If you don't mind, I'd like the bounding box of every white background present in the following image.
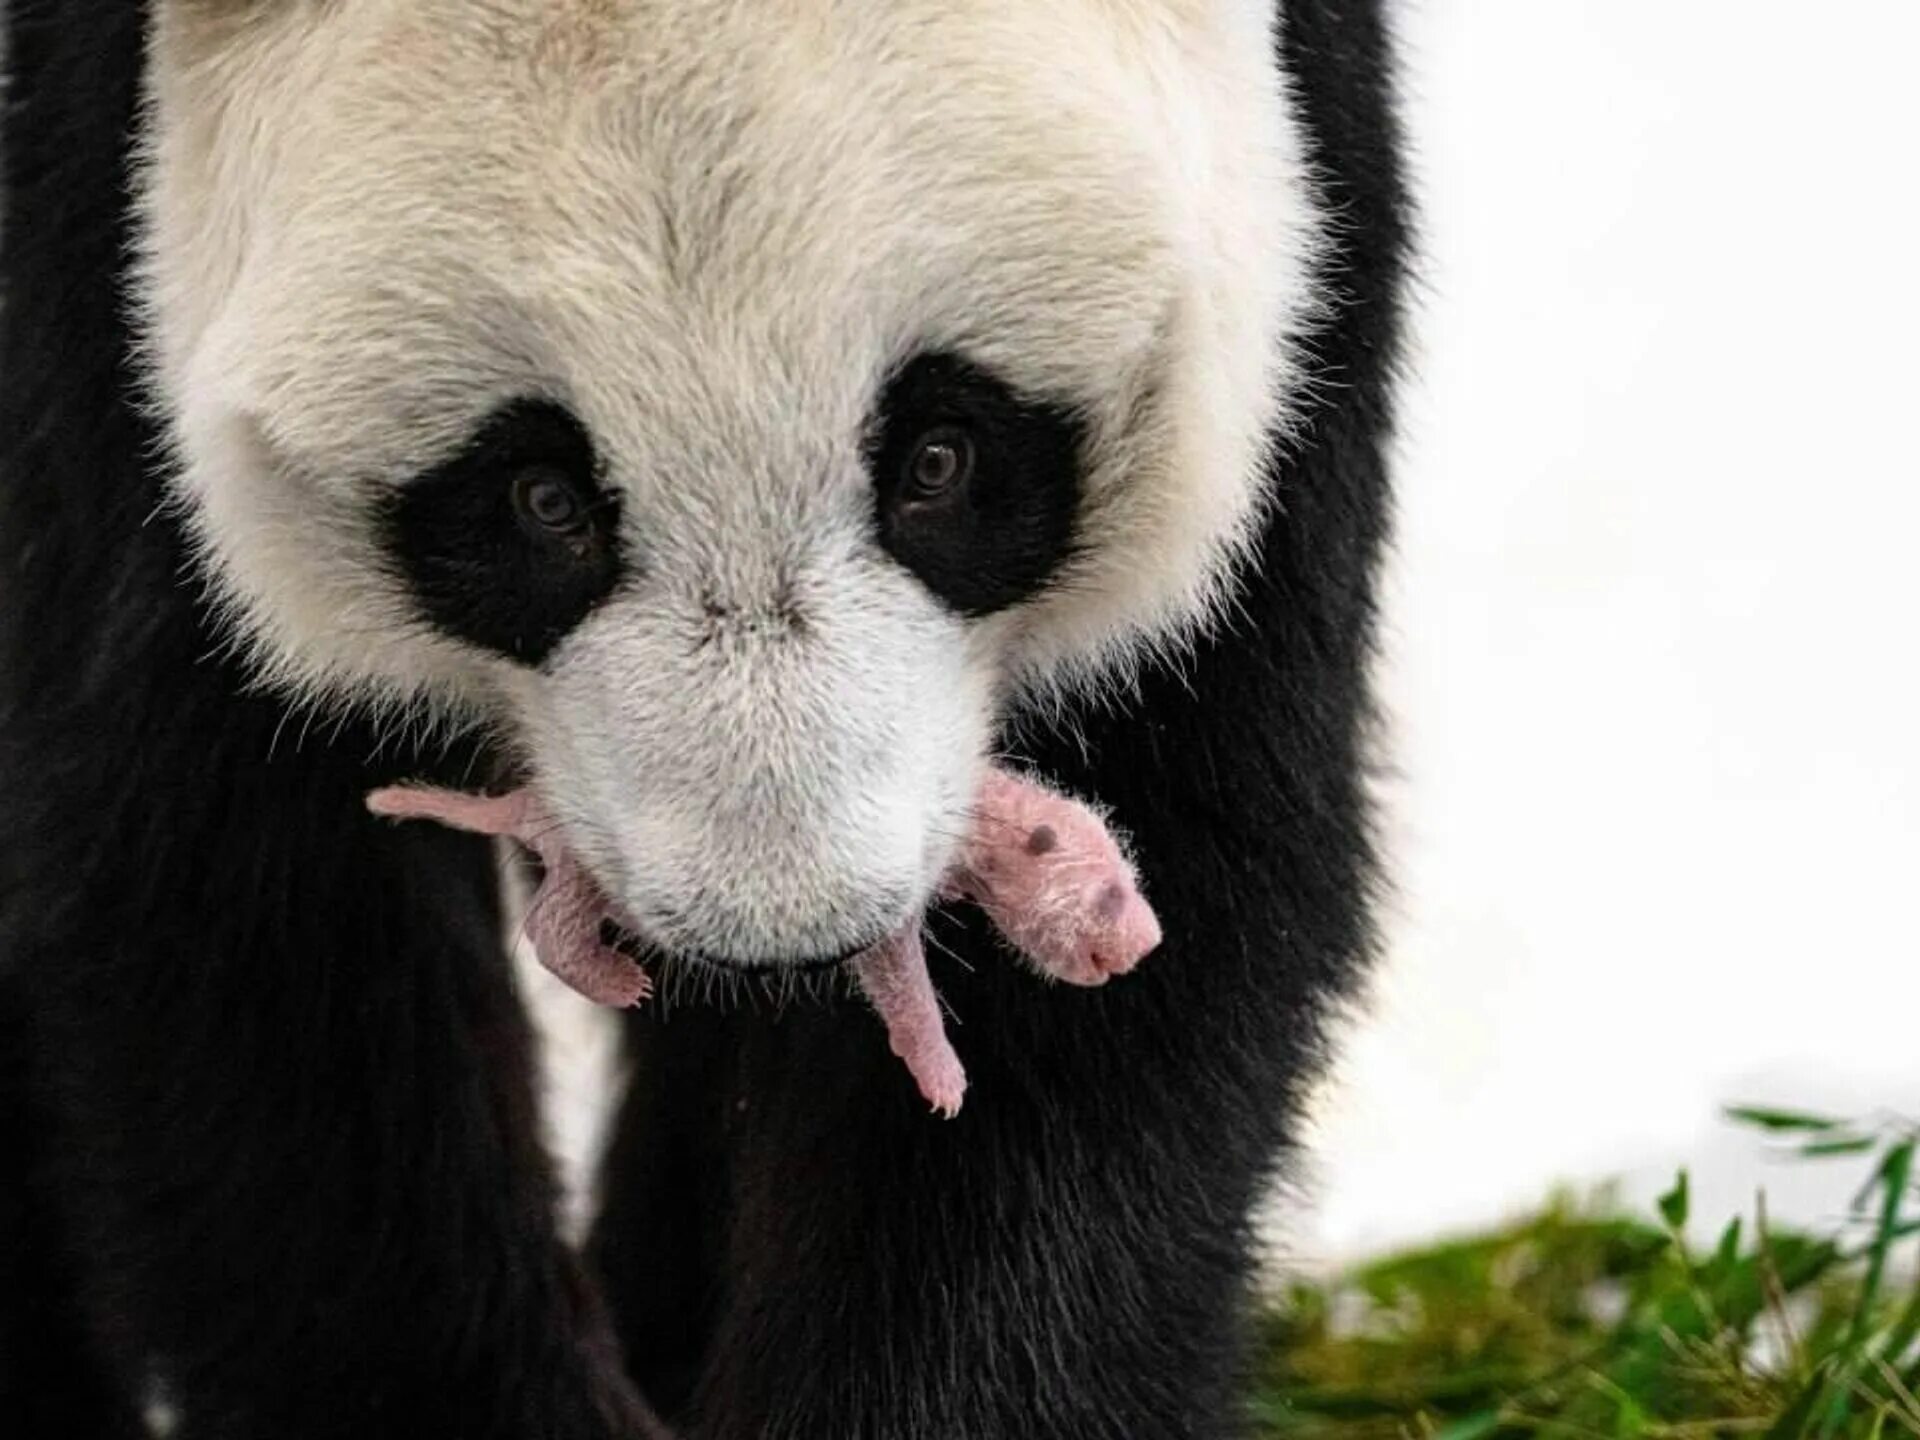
[1294,0,1920,1265]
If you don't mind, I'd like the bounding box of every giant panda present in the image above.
[0,1,1407,1436]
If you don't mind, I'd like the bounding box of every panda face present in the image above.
[134,0,1325,967]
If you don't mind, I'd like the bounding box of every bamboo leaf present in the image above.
[1432,1410,1504,1440]
[1660,1171,1692,1231]
[1803,1136,1881,1158]
[1729,1106,1847,1135]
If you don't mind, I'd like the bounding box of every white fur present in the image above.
[133,0,1326,962]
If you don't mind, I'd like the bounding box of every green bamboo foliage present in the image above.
[1252,1110,1920,1440]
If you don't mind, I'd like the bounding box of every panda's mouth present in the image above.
[595,918,869,976]
[368,776,887,985]
[367,769,1163,1118]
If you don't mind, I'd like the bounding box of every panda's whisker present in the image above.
[921,925,975,976]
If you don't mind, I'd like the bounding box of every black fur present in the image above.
[0,3,1407,1438]
[0,6,661,1435]
[382,398,624,666]
[867,351,1085,617]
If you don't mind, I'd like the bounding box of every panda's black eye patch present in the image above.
[380,399,622,665]
[866,353,1084,617]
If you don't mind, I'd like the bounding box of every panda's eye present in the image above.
[868,353,1083,618]
[512,465,589,536]
[382,399,624,666]
[903,427,975,501]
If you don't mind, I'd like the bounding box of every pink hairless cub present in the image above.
[365,787,652,1009]
[856,769,1164,1115]
[951,767,1163,988]
[366,766,1161,1117]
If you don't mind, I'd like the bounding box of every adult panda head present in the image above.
[132,0,1326,971]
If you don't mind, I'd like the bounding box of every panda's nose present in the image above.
[693,579,812,649]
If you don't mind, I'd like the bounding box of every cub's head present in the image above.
[134,0,1324,969]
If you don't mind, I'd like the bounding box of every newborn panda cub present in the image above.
[369,768,1162,1116]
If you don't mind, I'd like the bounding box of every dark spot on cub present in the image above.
[1025,825,1059,856]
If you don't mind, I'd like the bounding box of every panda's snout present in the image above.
[528,579,985,973]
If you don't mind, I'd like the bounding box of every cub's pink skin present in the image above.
[365,767,1161,1117]
[365,786,653,1009]
[949,767,1163,988]
[852,769,1162,1114]
[850,928,968,1119]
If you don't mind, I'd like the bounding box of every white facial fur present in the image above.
[134,0,1325,964]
